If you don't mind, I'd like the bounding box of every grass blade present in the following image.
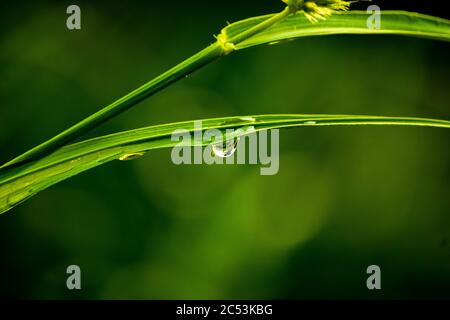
[223,11,450,49]
[1,114,449,214]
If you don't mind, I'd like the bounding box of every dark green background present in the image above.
[0,0,449,299]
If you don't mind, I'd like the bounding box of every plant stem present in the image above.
[0,43,222,170]
[1,6,293,170]
[227,7,291,45]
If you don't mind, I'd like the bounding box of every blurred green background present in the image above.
[0,0,449,299]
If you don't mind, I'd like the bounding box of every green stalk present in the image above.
[1,6,293,170]
[226,7,291,45]
[0,44,221,170]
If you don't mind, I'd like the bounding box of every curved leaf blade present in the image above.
[222,11,450,49]
[1,114,449,214]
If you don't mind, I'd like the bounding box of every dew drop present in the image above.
[239,117,256,122]
[119,152,145,161]
[304,121,317,125]
[6,190,32,208]
[212,137,240,158]
[268,38,295,46]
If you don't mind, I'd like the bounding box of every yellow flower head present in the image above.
[282,0,353,23]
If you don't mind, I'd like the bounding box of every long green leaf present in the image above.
[1,114,449,214]
[223,11,450,49]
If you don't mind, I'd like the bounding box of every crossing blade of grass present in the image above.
[3,10,449,170]
[223,10,450,49]
[1,114,449,214]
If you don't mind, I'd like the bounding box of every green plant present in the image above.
[1,0,449,214]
